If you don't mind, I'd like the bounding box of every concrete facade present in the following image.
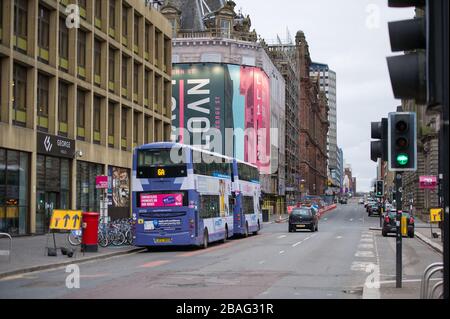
[0,0,172,235]
[310,62,338,188]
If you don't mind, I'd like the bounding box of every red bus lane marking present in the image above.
[138,260,171,268]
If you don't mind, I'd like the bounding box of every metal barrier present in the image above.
[0,232,12,263]
[420,262,444,299]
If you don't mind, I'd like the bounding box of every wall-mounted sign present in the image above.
[419,176,438,189]
[37,132,75,158]
[95,175,108,189]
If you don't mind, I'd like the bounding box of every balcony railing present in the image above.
[175,28,258,43]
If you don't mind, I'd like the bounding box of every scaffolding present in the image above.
[265,36,301,203]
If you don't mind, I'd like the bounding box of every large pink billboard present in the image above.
[140,193,184,208]
[172,63,271,174]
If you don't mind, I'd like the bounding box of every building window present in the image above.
[133,63,139,98]
[77,90,85,140]
[133,112,139,146]
[0,148,30,235]
[145,23,150,59]
[134,14,139,51]
[109,48,115,91]
[59,18,69,70]
[108,103,115,147]
[76,161,103,213]
[94,39,101,85]
[58,82,69,136]
[14,0,27,52]
[78,30,86,78]
[13,64,27,126]
[122,6,128,43]
[219,19,231,38]
[38,6,50,62]
[144,70,149,106]
[144,116,149,144]
[109,0,115,33]
[121,108,127,150]
[36,155,70,234]
[122,55,128,92]
[93,96,101,144]
[37,73,49,130]
[78,0,87,19]
[95,0,102,22]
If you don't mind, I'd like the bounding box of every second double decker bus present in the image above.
[132,142,261,249]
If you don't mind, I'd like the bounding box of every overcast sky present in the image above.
[236,0,415,192]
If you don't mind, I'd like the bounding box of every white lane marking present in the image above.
[349,218,354,222]
[292,241,303,247]
[363,264,381,299]
[277,235,287,239]
[351,261,376,271]
[323,218,328,221]
[355,251,375,258]
[336,236,343,239]
[358,243,374,249]
[279,250,285,254]
[360,238,374,243]
[259,260,266,265]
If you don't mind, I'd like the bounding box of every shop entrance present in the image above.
[36,192,59,234]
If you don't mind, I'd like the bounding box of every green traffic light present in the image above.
[396,153,409,166]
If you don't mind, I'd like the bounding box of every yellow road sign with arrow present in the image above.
[50,210,82,230]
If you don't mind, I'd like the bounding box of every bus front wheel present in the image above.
[202,229,209,249]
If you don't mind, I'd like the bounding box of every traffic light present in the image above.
[376,180,384,197]
[387,0,426,103]
[370,118,388,162]
[388,112,417,171]
[387,0,446,108]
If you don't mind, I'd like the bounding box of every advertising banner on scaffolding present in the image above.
[171,63,272,174]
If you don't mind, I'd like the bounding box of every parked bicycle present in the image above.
[68,218,134,247]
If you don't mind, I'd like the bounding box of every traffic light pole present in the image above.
[442,0,449,299]
[395,172,403,288]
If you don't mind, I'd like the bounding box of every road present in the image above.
[0,201,442,299]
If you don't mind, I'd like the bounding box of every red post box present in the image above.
[81,212,99,252]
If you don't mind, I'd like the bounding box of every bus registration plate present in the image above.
[154,238,172,244]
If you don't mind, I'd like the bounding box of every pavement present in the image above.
[414,222,443,254]
[0,202,442,299]
[0,233,142,279]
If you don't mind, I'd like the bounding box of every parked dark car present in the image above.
[289,207,319,232]
[382,210,415,238]
[340,197,348,204]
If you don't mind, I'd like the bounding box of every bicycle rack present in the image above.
[420,262,444,299]
[0,232,12,263]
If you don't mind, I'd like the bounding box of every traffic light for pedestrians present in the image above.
[376,180,384,197]
[387,0,426,103]
[370,118,388,162]
[388,112,417,171]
